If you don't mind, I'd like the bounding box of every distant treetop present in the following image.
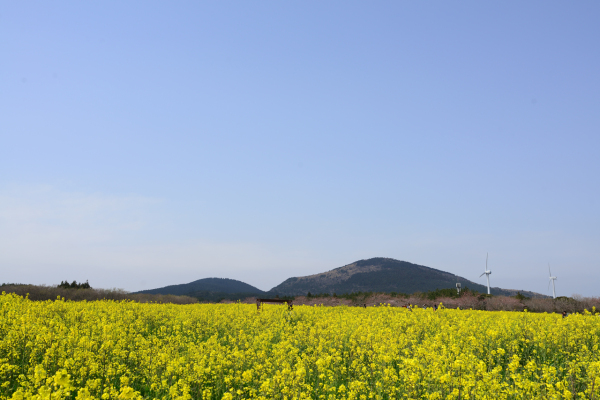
[58,280,91,290]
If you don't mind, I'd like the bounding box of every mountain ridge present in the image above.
[136,277,265,301]
[136,258,545,299]
[268,257,540,297]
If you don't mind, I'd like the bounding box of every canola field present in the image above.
[1,293,600,400]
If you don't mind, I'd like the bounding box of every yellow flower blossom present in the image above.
[0,293,599,399]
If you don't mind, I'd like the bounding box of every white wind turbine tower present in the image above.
[479,253,492,295]
[548,264,557,299]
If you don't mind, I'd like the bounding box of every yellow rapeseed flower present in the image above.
[0,293,599,399]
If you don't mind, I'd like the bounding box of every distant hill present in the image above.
[136,277,265,302]
[268,257,543,298]
[137,258,545,301]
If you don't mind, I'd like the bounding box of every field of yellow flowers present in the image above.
[1,293,600,400]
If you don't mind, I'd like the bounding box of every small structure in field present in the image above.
[256,298,293,310]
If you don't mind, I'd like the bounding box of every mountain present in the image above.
[136,277,265,301]
[268,257,542,297]
[137,258,544,301]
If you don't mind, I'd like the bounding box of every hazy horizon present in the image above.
[2,2,599,297]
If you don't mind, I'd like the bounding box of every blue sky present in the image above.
[1,1,599,296]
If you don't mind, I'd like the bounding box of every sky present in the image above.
[1,1,599,297]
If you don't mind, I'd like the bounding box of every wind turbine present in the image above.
[479,253,492,295]
[548,264,557,299]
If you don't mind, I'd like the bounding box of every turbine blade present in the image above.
[548,280,551,291]
[549,263,551,277]
[479,272,485,278]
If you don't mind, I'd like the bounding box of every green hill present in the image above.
[137,258,544,301]
[268,257,542,297]
[136,277,265,302]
